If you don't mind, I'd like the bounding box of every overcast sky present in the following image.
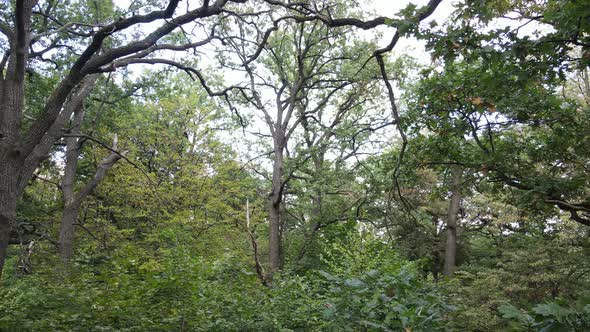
[365,0,458,63]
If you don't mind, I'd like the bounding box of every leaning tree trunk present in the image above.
[0,0,89,276]
[443,166,463,277]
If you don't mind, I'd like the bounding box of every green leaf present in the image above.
[344,278,364,288]
[318,270,338,281]
[498,304,533,324]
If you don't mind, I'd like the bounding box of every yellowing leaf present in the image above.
[470,97,483,105]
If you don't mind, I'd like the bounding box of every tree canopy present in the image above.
[0,0,589,331]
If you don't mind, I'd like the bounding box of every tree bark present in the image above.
[0,0,34,280]
[268,136,284,273]
[0,83,25,278]
[59,205,79,262]
[443,166,462,277]
[58,107,84,262]
[0,176,18,280]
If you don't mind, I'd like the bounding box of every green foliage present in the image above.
[313,237,448,331]
[4,1,590,330]
[442,217,590,331]
[0,227,447,331]
[499,299,590,332]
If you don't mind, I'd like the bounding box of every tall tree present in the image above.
[215,9,384,272]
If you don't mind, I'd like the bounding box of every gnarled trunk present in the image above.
[0,1,30,277]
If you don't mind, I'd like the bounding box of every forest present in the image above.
[0,0,589,331]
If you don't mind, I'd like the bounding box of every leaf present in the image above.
[539,322,570,332]
[344,278,364,288]
[498,304,533,324]
[358,320,394,332]
[532,303,572,320]
[318,270,338,281]
[468,96,483,105]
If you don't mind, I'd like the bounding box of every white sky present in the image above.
[365,0,457,62]
[114,0,459,64]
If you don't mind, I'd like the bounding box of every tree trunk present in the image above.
[443,166,462,277]
[59,205,79,262]
[0,149,22,280]
[268,139,284,273]
[0,74,94,276]
[0,0,31,276]
[58,107,84,262]
[58,139,123,263]
[0,94,23,280]
[0,173,18,280]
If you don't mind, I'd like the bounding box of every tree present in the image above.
[2,1,590,330]
[0,0,278,278]
[410,0,590,227]
[216,15,388,273]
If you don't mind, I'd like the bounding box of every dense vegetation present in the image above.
[0,0,589,331]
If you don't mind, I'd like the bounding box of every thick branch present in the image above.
[74,136,123,204]
[17,75,98,197]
